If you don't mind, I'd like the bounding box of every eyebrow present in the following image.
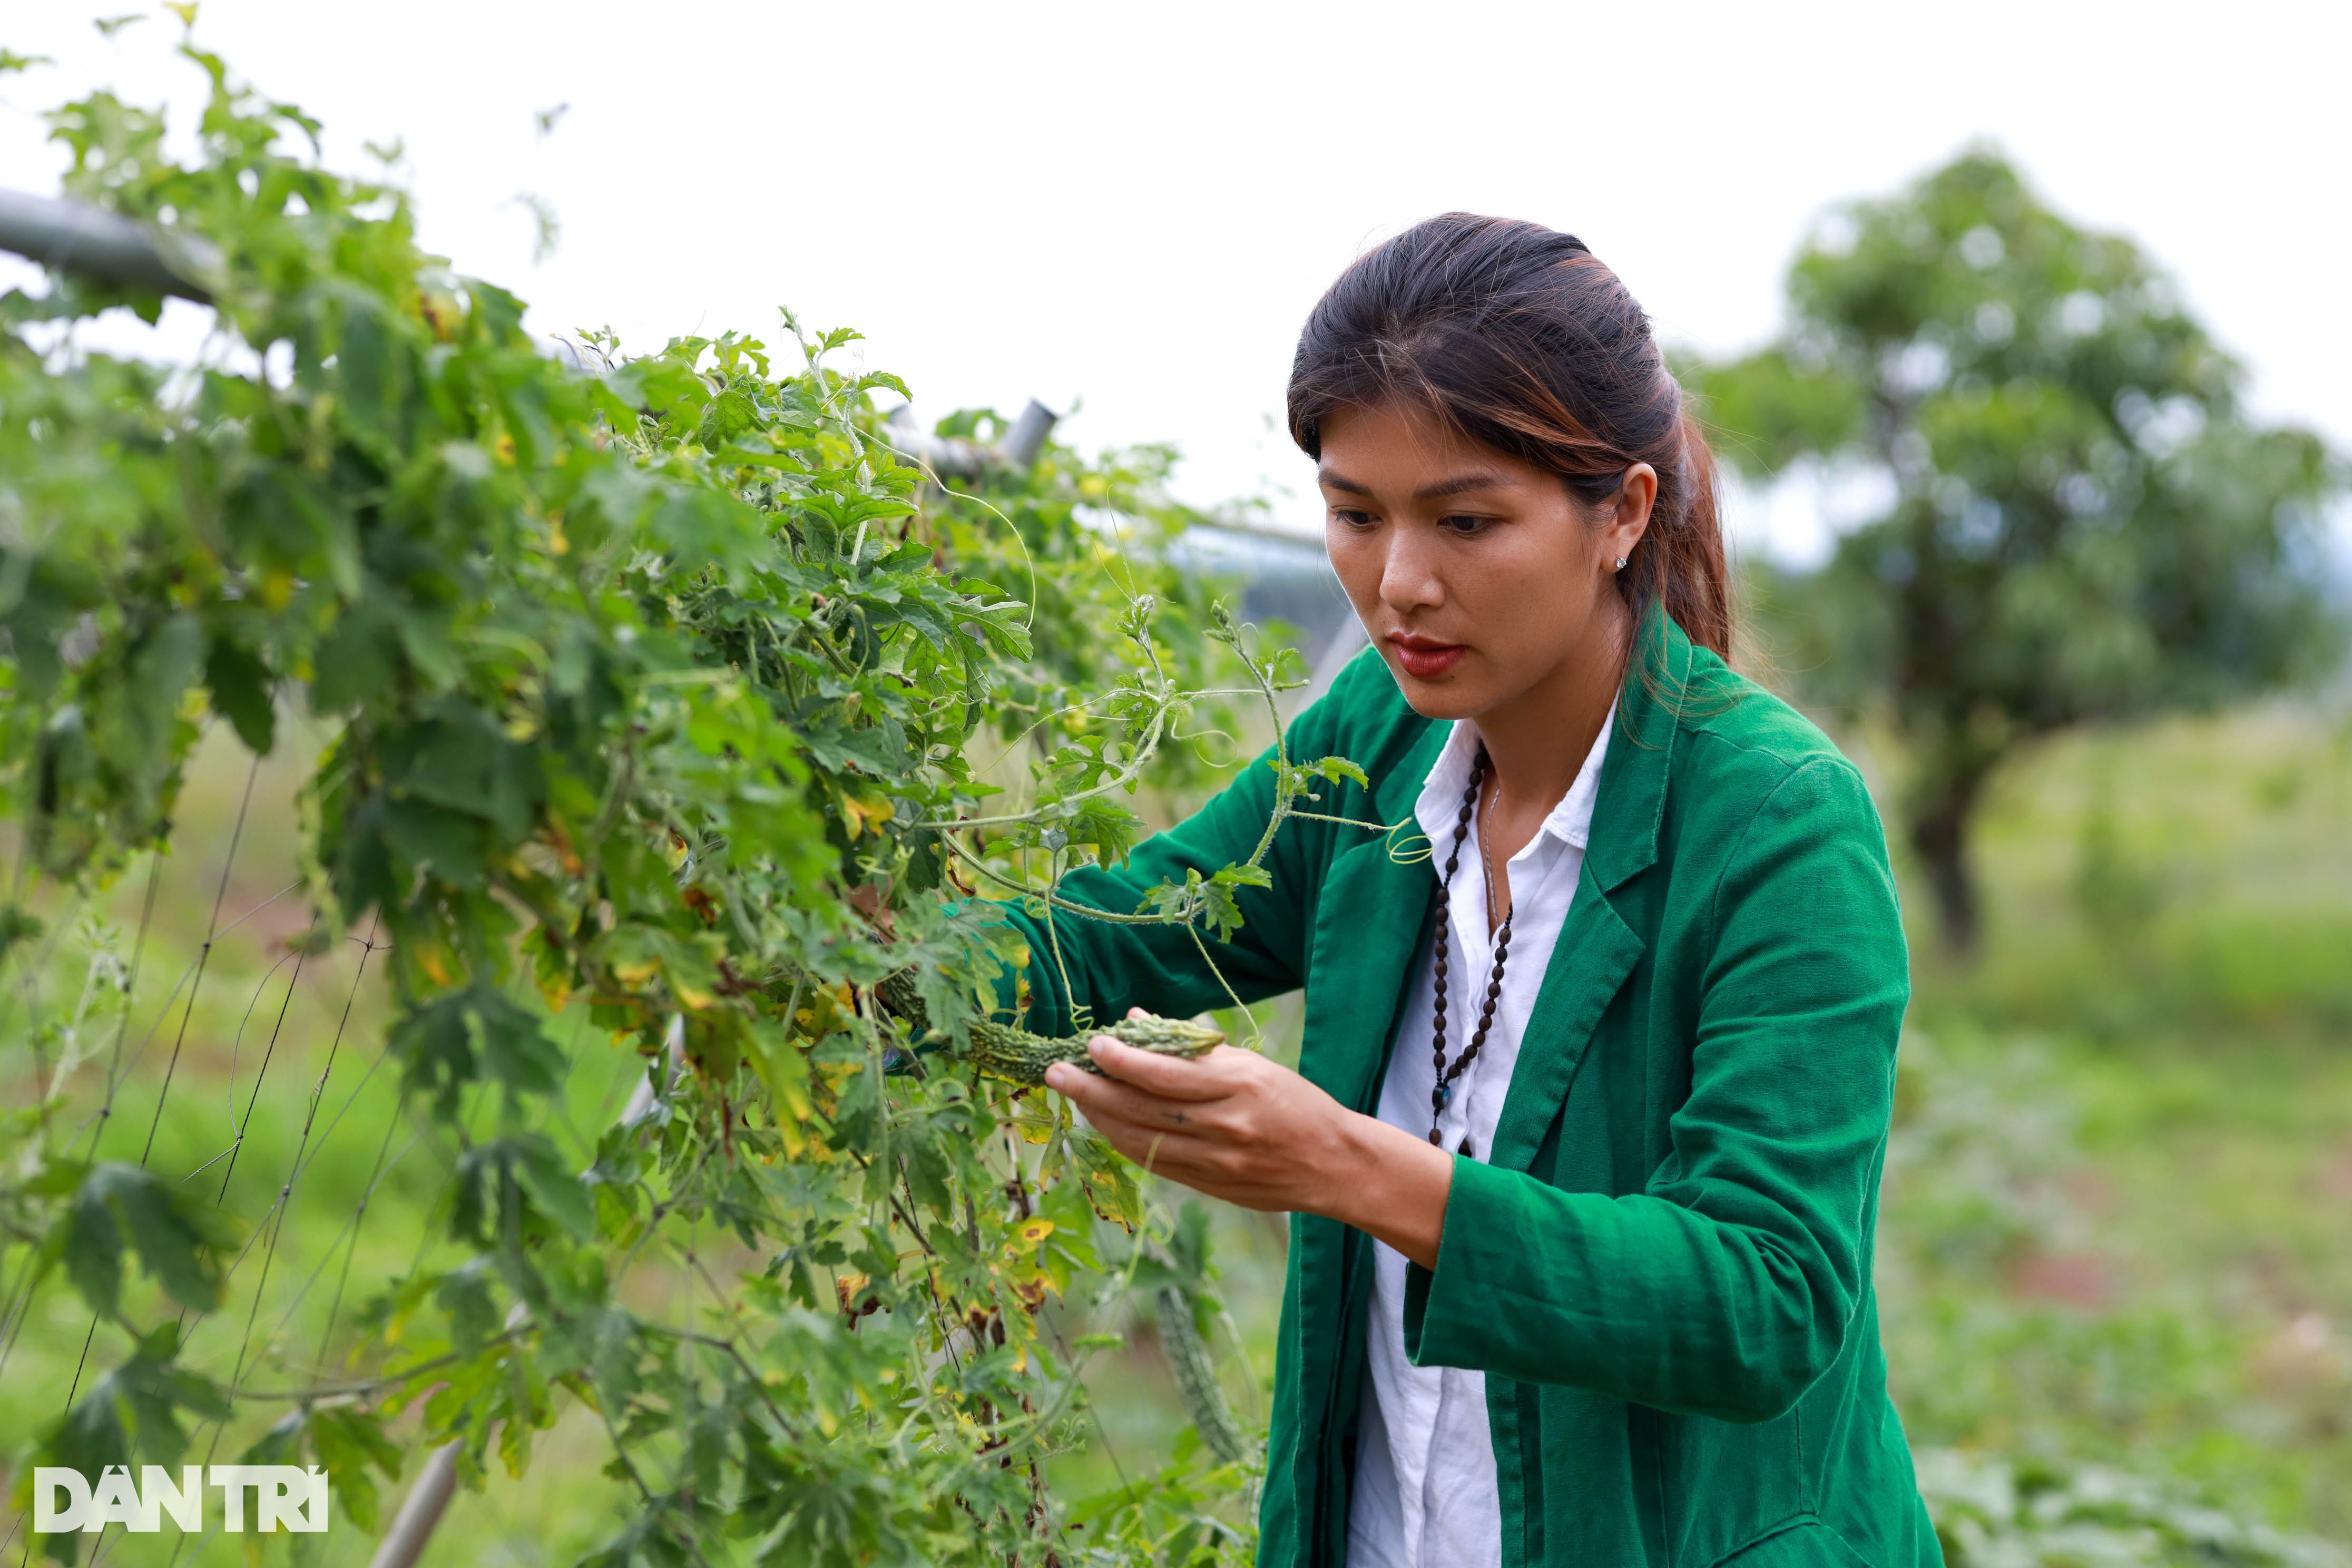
[1318,469,1521,501]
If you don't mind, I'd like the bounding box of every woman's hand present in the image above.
[1041,1010,1457,1269]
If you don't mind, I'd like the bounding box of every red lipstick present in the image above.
[1387,631,1466,680]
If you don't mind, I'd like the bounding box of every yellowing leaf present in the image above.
[840,794,896,839]
[793,983,857,1042]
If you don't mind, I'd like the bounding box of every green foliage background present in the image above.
[1689,149,2346,953]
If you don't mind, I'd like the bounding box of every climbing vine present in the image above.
[0,30,1351,1567]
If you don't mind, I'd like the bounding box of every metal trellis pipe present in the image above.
[0,187,218,302]
[2,185,1063,475]
[882,396,1061,478]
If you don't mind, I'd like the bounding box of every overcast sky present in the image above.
[5,1,2347,564]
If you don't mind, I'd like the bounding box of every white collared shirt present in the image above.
[1345,702,1615,1568]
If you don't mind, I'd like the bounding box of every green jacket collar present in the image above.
[1583,598,1691,894]
[1363,597,1692,890]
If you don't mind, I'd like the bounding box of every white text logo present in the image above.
[32,1466,330,1533]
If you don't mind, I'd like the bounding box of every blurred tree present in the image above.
[1696,149,2345,952]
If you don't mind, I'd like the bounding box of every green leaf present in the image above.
[1199,880,1247,942]
[1065,1125,1145,1231]
[435,1258,502,1347]
[204,633,277,754]
[392,700,545,841]
[509,1132,596,1242]
[1304,754,1369,790]
[331,291,411,458]
[382,797,488,887]
[55,1162,236,1316]
[0,904,45,961]
[389,981,565,1114]
[310,1405,407,1531]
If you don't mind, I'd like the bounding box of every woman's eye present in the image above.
[1439,513,1495,536]
[1330,508,1378,530]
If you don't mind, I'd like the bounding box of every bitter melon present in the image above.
[875,967,1224,1086]
[1156,1285,1252,1465]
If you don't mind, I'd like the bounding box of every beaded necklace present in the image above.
[1428,743,1512,1155]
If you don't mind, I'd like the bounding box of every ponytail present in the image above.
[1627,399,1730,660]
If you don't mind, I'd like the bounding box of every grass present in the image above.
[1915,704,2352,1040]
[1884,704,2352,1535]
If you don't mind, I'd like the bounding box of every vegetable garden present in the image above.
[0,33,1342,1566]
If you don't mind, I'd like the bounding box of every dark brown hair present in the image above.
[1287,212,1731,661]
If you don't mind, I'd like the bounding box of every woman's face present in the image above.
[1317,398,1654,721]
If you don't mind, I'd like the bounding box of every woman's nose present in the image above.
[1378,531,1445,612]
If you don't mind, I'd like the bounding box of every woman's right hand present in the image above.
[1043,1014,1456,1269]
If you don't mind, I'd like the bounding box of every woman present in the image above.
[1002,214,1939,1567]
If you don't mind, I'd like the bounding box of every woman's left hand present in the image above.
[1041,1010,1455,1266]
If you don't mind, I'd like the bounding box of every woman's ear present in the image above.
[1606,463,1658,570]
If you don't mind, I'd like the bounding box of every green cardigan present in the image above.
[997,604,1943,1567]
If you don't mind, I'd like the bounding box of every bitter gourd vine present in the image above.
[0,25,1363,1568]
[1155,1286,1251,1468]
[877,966,1225,1085]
